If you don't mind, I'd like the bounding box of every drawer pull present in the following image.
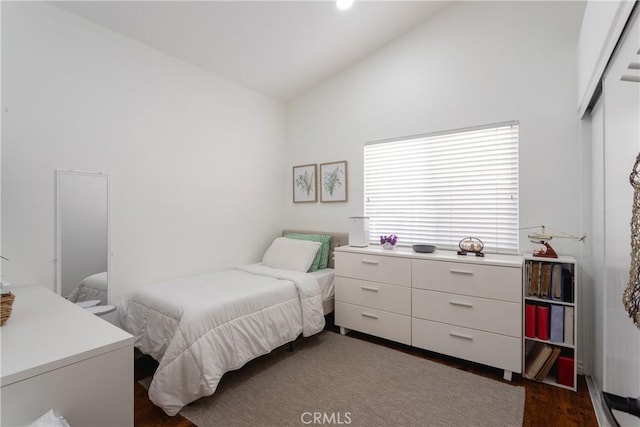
[361,286,379,292]
[449,300,473,308]
[361,259,380,265]
[449,332,473,341]
[361,312,379,319]
[450,269,474,275]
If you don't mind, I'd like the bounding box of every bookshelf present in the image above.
[523,254,577,391]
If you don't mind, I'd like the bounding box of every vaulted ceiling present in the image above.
[53,1,449,101]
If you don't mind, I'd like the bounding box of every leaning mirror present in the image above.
[56,170,110,305]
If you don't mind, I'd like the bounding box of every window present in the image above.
[364,122,519,254]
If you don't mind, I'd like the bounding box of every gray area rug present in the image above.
[143,331,525,426]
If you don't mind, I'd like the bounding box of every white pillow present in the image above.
[262,237,322,272]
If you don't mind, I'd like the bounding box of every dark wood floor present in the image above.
[134,317,598,427]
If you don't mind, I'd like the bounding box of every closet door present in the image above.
[602,6,640,400]
[590,95,605,393]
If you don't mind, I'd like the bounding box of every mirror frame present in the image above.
[55,170,111,304]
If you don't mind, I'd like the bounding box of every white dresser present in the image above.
[334,246,523,380]
[0,286,134,427]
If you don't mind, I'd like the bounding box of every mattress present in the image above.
[309,268,335,315]
[309,268,335,302]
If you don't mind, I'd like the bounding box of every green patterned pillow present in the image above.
[285,233,333,271]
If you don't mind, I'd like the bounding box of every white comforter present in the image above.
[118,264,325,416]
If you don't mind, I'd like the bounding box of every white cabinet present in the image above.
[0,286,135,426]
[335,246,523,380]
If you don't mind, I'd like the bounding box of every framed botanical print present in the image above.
[320,161,348,202]
[293,164,317,203]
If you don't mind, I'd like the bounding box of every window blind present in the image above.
[364,122,519,254]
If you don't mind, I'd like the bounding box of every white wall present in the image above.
[286,0,587,368]
[286,1,585,255]
[0,1,3,282]
[1,2,287,305]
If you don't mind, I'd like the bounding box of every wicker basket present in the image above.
[1,292,15,326]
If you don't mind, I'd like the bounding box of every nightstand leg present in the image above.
[503,370,513,381]
[339,326,348,335]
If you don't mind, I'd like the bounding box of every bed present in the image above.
[66,271,108,305]
[118,230,346,416]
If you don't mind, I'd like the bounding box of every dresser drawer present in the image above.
[335,301,411,345]
[412,318,522,373]
[335,251,411,287]
[412,289,521,337]
[336,277,411,315]
[412,259,521,302]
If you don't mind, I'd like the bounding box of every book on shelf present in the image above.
[525,303,536,338]
[525,339,537,356]
[524,342,553,379]
[526,260,574,303]
[540,263,552,298]
[562,268,574,303]
[557,356,575,388]
[535,346,562,381]
[529,261,541,297]
[551,264,563,300]
[564,306,574,345]
[550,305,564,343]
[536,305,550,340]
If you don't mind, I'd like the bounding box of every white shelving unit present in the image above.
[523,254,577,391]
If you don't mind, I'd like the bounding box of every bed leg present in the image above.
[288,342,294,352]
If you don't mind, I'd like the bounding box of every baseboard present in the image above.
[586,376,612,427]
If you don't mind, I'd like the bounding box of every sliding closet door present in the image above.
[590,96,605,392]
[602,7,640,398]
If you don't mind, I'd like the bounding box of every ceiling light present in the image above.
[336,0,354,11]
